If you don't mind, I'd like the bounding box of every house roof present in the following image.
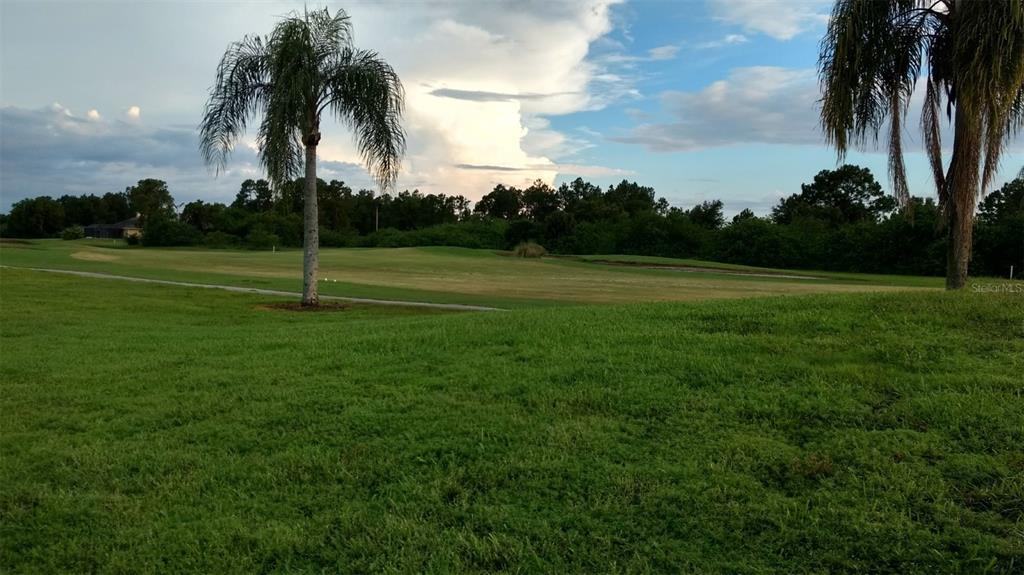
[113,217,140,228]
[85,217,140,229]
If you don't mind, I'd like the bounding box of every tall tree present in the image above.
[521,180,561,221]
[200,7,405,305]
[5,197,65,238]
[819,0,1024,289]
[474,184,523,220]
[126,179,175,225]
[232,179,274,212]
[687,200,726,230]
[772,165,893,226]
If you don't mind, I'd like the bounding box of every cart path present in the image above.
[1,266,504,312]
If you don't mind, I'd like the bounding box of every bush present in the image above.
[141,216,202,247]
[512,241,547,258]
[203,231,241,248]
[125,234,140,246]
[360,219,508,250]
[61,226,85,240]
[320,229,359,248]
[505,219,542,248]
[563,221,619,255]
[245,227,280,250]
[364,227,407,248]
[409,221,506,249]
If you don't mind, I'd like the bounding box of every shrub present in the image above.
[141,216,202,247]
[204,231,241,248]
[244,228,280,250]
[125,234,140,246]
[409,221,506,249]
[61,226,85,240]
[512,241,547,258]
[364,227,407,248]
[320,229,359,248]
[505,219,542,248]
[563,221,619,255]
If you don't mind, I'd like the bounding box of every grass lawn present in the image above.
[569,253,944,287]
[0,239,940,308]
[1,266,1022,573]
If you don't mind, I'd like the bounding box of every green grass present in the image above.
[570,253,943,287]
[0,239,941,308]
[2,267,1022,573]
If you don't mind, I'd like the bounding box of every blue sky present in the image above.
[1,0,1020,215]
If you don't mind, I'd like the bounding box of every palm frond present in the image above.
[257,15,319,185]
[921,77,946,197]
[199,35,270,173]
[201,6,404,190]
[819,0,922,207]
[321,48,406,191]
[305,7,352,67]
[956,0,1024,193]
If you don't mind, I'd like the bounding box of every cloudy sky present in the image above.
[1,0,1020,214]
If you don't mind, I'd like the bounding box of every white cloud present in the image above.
[1,1,632,204]
[613,67,822,151]
[601,43,679,64]
[87,109,101,120]
[553,163,634,177]
[51,102,72,116]
[647,44,679,60]
[321,0,629,197]
[709,0,830,41]
[696,34,749,49]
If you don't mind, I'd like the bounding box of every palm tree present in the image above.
[200,7,405,305]
[819,0,1024,289]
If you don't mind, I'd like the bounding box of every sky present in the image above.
[1,0,1021,215]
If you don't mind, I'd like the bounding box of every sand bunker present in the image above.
[71,251,120,262]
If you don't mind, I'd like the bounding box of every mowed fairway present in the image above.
[2,263,1022,573]
[1,239,939,308]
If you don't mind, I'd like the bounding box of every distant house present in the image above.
[84,217,142,239]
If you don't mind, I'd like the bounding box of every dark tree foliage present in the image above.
[126,179,176,225]
[520,180,560,221]
[474,184,523,220]
[140,214,202,247]
[732,209,757,224]
[2,166,1016,278]
[687,200,726,230]
[773,165,894,226]
[973,179,1024,277]
[181,200,228,233]
[232,179,274,212]
[605,180,661,216]
[95,192,132,224]
[5,197,65,238]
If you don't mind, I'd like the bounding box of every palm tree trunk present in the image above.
[944,105,981,290]
[302,141,319,306]
[945,204,972,290]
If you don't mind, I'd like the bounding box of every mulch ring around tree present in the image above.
[258,302,352,312]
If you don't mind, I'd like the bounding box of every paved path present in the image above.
[1,266,504,312]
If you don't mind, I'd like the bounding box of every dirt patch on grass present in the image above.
[258,302,352,312]
[71,251,120,262]
[580,258,823,280]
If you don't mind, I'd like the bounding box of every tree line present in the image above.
[2,165,1021,278]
